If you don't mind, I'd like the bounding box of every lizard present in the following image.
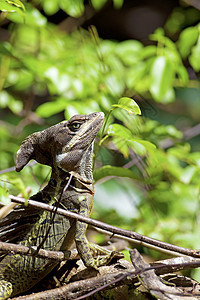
[0,112,115,299]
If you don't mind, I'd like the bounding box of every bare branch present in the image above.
[182,0,200,10]
[130,249,200,300]
[0,238,126,262]
[0,240,70,261]
[0,161,36,175]
[12,269,133,300]
[0,166,16,174]
[8,195,200,258]
[11,253,200,300]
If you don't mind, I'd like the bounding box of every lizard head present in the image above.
[16,112,104,173]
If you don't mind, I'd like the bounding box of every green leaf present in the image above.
[91,0,107,10]
[155,124,183,139]
[44,67,71,93]
[112,136,130,158]
[0,0,24,16]
[150,56,175,103]
[26,6,46,26]
[189,39,200,72]
[0,55,10,91]
[9,177,27,198]
[42,0,59,15]
[107,124,156,157]
[150,27,164,39]
[22,56,49,76]
[0,42,13,56]
[60,0,84,17]
[93,165,140,182]
[129,140,146,156]
[178,26,199,59]
[36,100,67,118]
[115,40,143,65]
[116,40,143,54]
[180,166,196,184]
[189,152,200,168]
[8,98,23,114]
[165,125,183,138]
[0,185,10,205]
[139,45,157,59]
[150,28,177,51]
[0,177,11,205]
[107,124,134,158]
[113,0,123,9]
[112,97,141,115]
[128,139,156,156]
[126,63,146,90]
[176,65,189,84]
[105,73,125,96]
[107,124,132,139]
[0,91,22,114]
[8,4,46,25]
[7,0,24,10]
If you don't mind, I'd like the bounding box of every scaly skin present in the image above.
[0,112,113,298]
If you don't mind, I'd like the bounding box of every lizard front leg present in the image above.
[75,197,115,270]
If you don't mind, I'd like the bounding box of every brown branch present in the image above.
[8,195,200,258]
[0,238,126,262]
[78,254,200,300]
[0,240,70,261]
[11,252,200,300]
[12,270,134,300]
[152,255,200,275]
[1,232,200,275]
[182,0,200,10]
[94,227,182,256]
[130,249,200,299]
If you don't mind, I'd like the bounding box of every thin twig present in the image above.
[94,227,185,256]
[0,166,16,174]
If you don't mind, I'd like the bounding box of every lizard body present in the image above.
[0,112,112,298]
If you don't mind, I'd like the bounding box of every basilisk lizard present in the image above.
[0,112,114,299]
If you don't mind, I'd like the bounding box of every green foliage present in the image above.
[0,183,10,205]
[106,123,156,157]
[178,26,199,59]
[0,173,28,204]
[178,23,200,72]
[0,0,25,15]
[94,165,140,182]
[0,1,200,271]
[112,97,141,115]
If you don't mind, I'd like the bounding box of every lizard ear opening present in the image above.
[15,139,35,172]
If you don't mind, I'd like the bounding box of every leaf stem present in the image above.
[93,108,114,163]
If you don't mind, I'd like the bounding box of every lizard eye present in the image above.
[69,122,81,131]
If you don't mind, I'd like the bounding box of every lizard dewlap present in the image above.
[0,112,114,298]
